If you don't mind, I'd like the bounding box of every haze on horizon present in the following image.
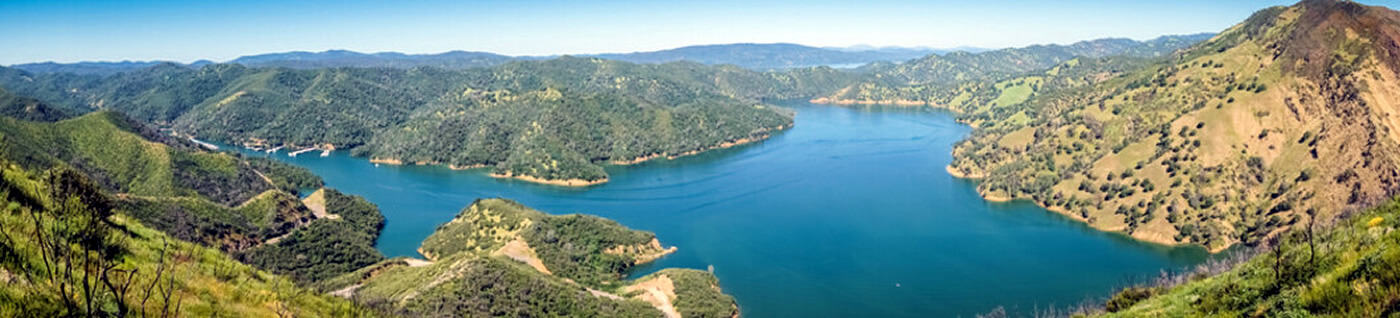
[0,0,1346,65]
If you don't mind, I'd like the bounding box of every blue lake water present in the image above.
[234,102,1210,317]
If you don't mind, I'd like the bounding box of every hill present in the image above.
[0,57,804,185]
[815,34,1213,105]
[9,60,179,76]
[229,50,518,69]
[1101,197,1400,316]
[0,154,371,317]
[318,198,737,317]
[939,0,1400,253]
[591,43,930,69]
[0,87,70,122]
[0,111,385,282]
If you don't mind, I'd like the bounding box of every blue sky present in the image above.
[0,0,1386,65]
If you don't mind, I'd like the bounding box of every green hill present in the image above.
[0,111,384,282]
[0,87,70,122]
[0,161,371,317]
[0,58,802,185]
[323,198,737,317]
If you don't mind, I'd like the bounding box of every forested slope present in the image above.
[0,58,804,185]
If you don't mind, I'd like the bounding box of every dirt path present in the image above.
[403,258,433,267]
[493,239,552,274]
[623,275,681,318]
[300,189,340,219]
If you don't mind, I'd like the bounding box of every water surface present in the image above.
[236,102,1208,317]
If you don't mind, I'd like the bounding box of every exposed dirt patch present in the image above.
[492,238,552,275]
[624,274,680,318]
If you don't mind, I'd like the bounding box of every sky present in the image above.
[0,0,1390,65]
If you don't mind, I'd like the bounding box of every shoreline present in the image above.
[365,126,787,187]
[945,165,1226,253]
[612,124,791,166]
[488,171,608,187]
[809,97,931,107]
[369,157,404,165]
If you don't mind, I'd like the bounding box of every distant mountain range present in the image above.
[226,50,519,70]
[585,43,942,69]
[7,38,1209,75]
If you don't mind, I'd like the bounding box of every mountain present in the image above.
[936,0,1400,253]
[228,49,517,69]
[318,198,736,317]
[0,87,70,122]
[590,43,929,69]
[10,60,181,76]
[825,44,977,55]
[0,58,806,185]
[824,34,1215,101]
[813,34,1214,107]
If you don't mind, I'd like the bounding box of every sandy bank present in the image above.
[448,163,489,170]
[369,157,404,165]
[612,124,790,165]
[810,97,932,107]
[489,172,608,187]
[944,165,986,179]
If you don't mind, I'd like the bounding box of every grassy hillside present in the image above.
[325,198,737,317]
[942,0,1400,252]
[0,111,383,284]
[1102,197,1400,317]
[0,163,371,317]
[0,112,319,249]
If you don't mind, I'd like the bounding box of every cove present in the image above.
[232,101,1211,317]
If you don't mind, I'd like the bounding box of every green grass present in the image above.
[991,77,1041,107]
[1105,198,1400,317]
[0,164,372,317]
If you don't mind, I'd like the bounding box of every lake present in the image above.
[234,101,1210,317]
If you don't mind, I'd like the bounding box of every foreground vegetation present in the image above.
[1101,197,1400,317]
[0,111,392,309]
[0,161,370,317]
